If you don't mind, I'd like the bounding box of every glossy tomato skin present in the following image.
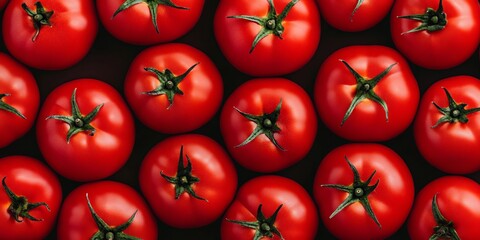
[57,181,157,240]
[0,53,39,148]
[36,79,135,182]
[408,176,480,240]
[0,156,62,240]
[314,45,419,141]
[139,134,237,228]
[220,78,317,173]
[221,175,318,240]
[317,0,394,32]
[313,144,414,240]
[96,0,204,45]
[414,76,480,174]
[214,0,321,76]
[2,0,97,70]
[391,0,480,69]
[124,43,223,134]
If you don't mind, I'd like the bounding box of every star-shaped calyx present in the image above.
[228,0,299,53]
[321,156,381,228]
[142,63,198,109]
[113,0,189,33]
[46,88,104,143]
[234,99,285,151]
[22,1,54,41]
[2,177,50,222]
[227,204,284,240]
[429,193,460,240]
[160,146,206,201]
[398,0,447,34]
[431,87,480,128]
[86,194,140,240]
[340,59,397,126]
[0,93,26,119]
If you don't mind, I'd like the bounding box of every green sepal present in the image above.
[227,204,284,240]
[46,88,104,143]
[0,93,26,119]
[160,145,207,201]
[340,59,397,126]
[234,99,285,151]
[22,1,54,41]
[429,193,460,240]
[397,0,447,34]
[2,177,50,222]
[431,87,480,128]
[113,0,188,33]
[227,0,299,53]
[142,63,198,109]
[321,156,381,228]
[351,0,365,20]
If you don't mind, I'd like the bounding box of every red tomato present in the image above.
[408,176,480,240]
[96,0,204,45]
[124,43,223,134]
[36,79,135,181]
[57,181,157,240]
[314,45,419,141]
[221,175,318,240]
[391,0,480,69]
[0,53,39,148]
[414,75,480,174]
[220,78,317,172]
[0,0,8,10]
[313,143,414,240]
[317,0,394,32]
[139,134,237,228]
[2,0,97,70]
[214,0,321,76]
[0,156,62,240]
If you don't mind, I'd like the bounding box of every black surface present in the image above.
[1,0,479,239]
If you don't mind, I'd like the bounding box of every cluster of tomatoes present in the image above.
[0,0,479,239]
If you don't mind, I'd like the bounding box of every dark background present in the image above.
[1,0,479,239]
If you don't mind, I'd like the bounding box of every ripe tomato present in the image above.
[2,0,97,70]
[96,0,204,45]
[124,43,223,134]
[214,0,321,76]
[0,156,62,240]
[220,78,317,173]
[391,0,480,69]
[0,53,39,148]
[57,181,157,240]
[313,143,414,240]
[0,0,8,10]
[139,134,237,228]
[221,175,318,240]
[414,75,480,174]
[314,45,419,141]
[36,79,135,182]
[317,0,394,32]
[408,176,480,240]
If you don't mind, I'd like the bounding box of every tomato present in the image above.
[317,0,394,32]
[0,0,8,11]
[313,143,414,240]
[124,43,223,134]
[139,134,237,228]
[57,181,157,240]
[221,175,318,240]
[36,79,135,182]
[214,0,321,76]
[0,53,39,148]
[314,45,419,141]
[220,78,317,173]
[96,0,204,45]
[408,176,480,240]
[414,75,480,174]
[390,0,480,69]
[0,156,62,240]
[2,0,97,70]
